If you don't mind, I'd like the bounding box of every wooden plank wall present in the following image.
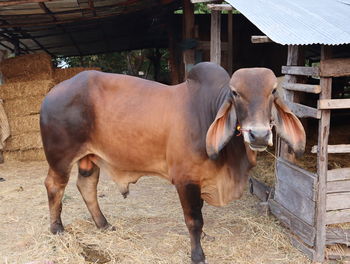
[272,44,350,262]
[274,158,317,225]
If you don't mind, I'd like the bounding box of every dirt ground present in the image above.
[0,161,312,264]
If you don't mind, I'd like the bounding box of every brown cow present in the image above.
[40,62,305,264]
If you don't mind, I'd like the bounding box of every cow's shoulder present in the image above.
[187,62,230,87]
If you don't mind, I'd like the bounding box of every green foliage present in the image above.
[194,3,210,14]
[54,48,171,83]
[55,52,128,73]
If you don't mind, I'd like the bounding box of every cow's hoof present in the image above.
[100,223,116,232]
[50,223,64,234]
[192,261,208,264]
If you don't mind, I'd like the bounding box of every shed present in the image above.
[204,0,350,262]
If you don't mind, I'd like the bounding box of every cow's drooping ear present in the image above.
[206,96,237,159]
[272,97,306,157]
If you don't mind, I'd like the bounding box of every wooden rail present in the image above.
[282,66,320,77]
[318,99,350,110]
[320,58,350,77]
[207,4,233,11]
[282,83,321,94]
[285,101,321,119]
[251,36,273,43]
[326,208,350,225]
[311,144,350,154]
[327,168,350,182]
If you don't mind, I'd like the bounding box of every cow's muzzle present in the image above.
[242,127,273,151]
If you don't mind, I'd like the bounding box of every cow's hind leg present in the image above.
[45,167,69,234]
[176,182,206,264]
[76,156,111,229]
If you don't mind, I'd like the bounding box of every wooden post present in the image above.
[314,45,332,262]
[279,45,305,163]
[210,9,221,64]
[182,0,195,79]
[227,9,233,74]
[168,22,180,84]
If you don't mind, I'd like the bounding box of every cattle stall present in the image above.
[203,0,350,262]
[266,45,350,262]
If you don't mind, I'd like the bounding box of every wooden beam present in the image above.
[0,0,56,7]
[197,40,228,51]
[251,35,272,43]
[318,99,350,110]
[0,33,31,54]
[210,9,221,64]
[285,101,321,119]
[327,168,350,182]
[320,58,350,77]
[39,2,83,56]
[182,0,195,78]
[0,1,129,19]
[207,4,233,11]
[282,83,321,94]
[227,10,233,75]
[326,208,350,225]
[314,45,332,263]
[0,18,54,57]
[88,0,97,17]
[0,42,14,53]
[311,144,350,154]
[0,10,125,28]
[282,66,319,77]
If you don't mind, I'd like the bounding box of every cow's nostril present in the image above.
[249,130,255,140]
[249,129,271,146]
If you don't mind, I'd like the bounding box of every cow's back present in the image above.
[89,72,180,175]
[41,70,183,177]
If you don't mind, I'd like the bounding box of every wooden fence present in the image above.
[251,45,350,262]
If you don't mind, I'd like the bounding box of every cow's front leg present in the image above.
[176,183,206,264]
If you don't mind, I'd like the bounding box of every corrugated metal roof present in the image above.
[226,0,350,45]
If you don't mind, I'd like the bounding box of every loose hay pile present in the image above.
[0,53,101,162]
[0,161,310,264]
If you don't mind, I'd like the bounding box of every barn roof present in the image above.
[226,0,350,45]
[0,0,182,57]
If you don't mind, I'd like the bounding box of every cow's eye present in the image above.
[272,88,277,95]
[232,90,238,97]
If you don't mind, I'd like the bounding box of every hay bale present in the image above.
[3,148,45,161]
[54,67,101,84]
[0,53,53,83]
[4,132,42,151]
[4,95,44,118]
[0,80,54,100]
[9,114,40,136]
